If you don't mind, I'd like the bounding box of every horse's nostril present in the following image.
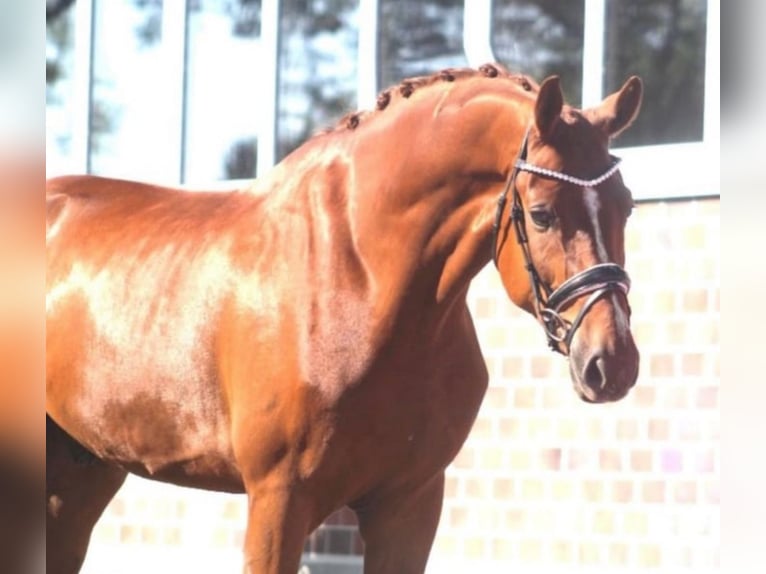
[583,355,608,392]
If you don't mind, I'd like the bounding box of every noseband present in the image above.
[492,128,631,355]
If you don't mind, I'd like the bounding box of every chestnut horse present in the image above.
[46,64,642,573]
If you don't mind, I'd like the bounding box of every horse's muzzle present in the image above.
[569,330,639,403]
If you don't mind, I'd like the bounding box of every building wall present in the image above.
[81,198,720,573]
[431,197,720,571]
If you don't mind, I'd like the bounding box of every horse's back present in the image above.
[46,175,234,236]
[47,174,170,208]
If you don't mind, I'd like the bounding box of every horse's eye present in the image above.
[529,208,555,230]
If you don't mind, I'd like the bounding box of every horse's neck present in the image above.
[346,106,526,315]
[253,82,530,330]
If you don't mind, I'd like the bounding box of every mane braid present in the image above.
[315,64,538,137]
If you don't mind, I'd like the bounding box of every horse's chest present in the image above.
[331,327,490,484]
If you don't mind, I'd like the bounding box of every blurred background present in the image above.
[1,2,44,572]
[42,1,720,572]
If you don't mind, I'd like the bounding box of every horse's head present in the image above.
[494,75,643,403]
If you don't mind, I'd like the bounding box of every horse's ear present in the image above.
[598,76,643,138]
[535,76,564,140]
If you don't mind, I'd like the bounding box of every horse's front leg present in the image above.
[233,416,314,573]
[241,481,310,574]
[354,472,445,574]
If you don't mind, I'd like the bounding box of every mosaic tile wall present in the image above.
[81,198,719,573]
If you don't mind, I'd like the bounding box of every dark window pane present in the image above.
[184,0,262,183]
[605,0,707,146]
[378,0,468,89]
[491,0,585,106]
[276,0,359,162]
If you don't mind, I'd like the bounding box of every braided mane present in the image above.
[322,63,538,134]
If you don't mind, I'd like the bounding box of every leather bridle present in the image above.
[491,127,631,355]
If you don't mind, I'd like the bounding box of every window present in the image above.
[46,1,77,176]
[45,0,719,198]
[486,0,717,198]
[491,0,585,106]
[276,0,359,161]
[602,0,708,147]
[377,0,468,89]
[184,0,262,182]
[89,0,178,181]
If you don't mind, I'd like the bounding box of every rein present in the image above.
[491,128,631,355]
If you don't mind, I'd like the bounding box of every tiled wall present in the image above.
[81,198,719,573]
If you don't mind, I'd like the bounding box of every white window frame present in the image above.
[65,0,719,199]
